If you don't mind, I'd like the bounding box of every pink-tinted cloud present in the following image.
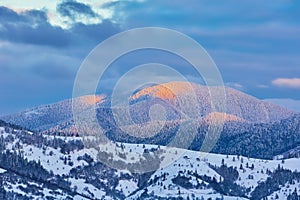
[272,78,300,89]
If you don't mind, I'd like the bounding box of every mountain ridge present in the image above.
[2,82,295,132]
[1,82,299,160]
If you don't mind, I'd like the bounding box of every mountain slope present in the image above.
[1,95,107,131]
[130,82,294,123]
[210,113,300,159]
[2,82,295,132]
[0,123,300,199]
[2,82,298,160]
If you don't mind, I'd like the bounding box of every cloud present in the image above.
[0,5,120,113]
[105,0,300,29]
[272,78,300,89]
[57,0,101,25]
[256,84,269,89]
[1,0,300,114]
[0,6,71,47]
[0,6,49,26]
[70,19,120,42]
[0,6,120,47]
[0,6,22,22]
[226,82,244,90]
[102,0,300,96]
[0,0,116,29]
[57,0,97,18]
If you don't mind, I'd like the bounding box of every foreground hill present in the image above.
[0,122,300,199]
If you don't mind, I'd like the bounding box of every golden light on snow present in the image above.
[131,82,195,101]
[78,95,106,106]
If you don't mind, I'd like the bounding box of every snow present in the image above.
[5,182,27,197]
[121,143,300,199]
[281,158,300,172]
[22,145,73,175]
[21,145,99,175]
[69,178,108,199]
[268,182,300,199]
[24,110,40,116]
[116,180,138,196]
[0,168,6,173]
[73,195,90,200]
[1,126,300,199]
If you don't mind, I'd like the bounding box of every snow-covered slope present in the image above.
[1,95,107,131]
[130,82,295,123]
[2,82,295,133]
[1,123,300,199]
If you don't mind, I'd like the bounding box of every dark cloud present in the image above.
[0,7,71,47]
[22,9,48,23]
[104,0,300,30]
[57,0,98,20]
[0,5,121,114]
[0,6,22,22]
[0,66,75,115]
[0,6,120,48]
[71,20,120,43]
[32,64,75,80]
[101,0,300,101]
[0,41,80,114]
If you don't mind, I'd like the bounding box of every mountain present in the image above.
[1,95,107,131]
[130,82,294,123]
[2,82,299,160]
[1,122,300,199]
[210,113,300,159]
[2,82,294,131]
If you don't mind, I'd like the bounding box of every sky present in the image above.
[0,0,300,114]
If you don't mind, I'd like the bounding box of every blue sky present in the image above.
[0,0,300,114]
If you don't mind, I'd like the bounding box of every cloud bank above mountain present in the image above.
[272,78,300,89]
[0,0,300,114]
